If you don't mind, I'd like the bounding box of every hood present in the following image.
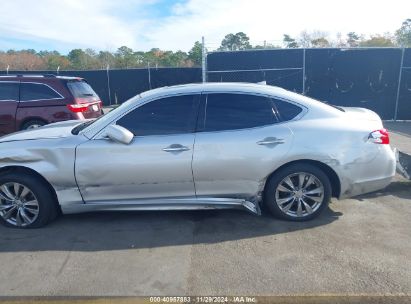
[0,120,83,143]
[340,107,382,122]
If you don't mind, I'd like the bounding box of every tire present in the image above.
[21,120,46,130]
[264,163,331,221]
[0,171,57,228]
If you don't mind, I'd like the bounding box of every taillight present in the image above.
[368,129,390,144]
[67,103,89,113]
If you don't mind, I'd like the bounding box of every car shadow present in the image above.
[354,180,411,201]
[0,207,341,252]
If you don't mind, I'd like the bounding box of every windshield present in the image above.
[71,119,100,135]
[71,94,142,135]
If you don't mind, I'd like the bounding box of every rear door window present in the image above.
[67,81,98,98]
[20,83,62,101]
[0,82,19,101]
[202,93,278,132]
[273,99,303,121]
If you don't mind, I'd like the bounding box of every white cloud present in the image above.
[0,0,410,52]
[0,0,150,51]
[148,0,411,50]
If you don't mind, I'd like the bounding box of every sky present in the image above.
[0,0,410,53]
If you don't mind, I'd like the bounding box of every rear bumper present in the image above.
[339,176,393,199]
[339,146,396,199]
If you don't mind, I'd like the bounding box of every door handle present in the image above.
[257,137,285,145]
[162,144,190,152]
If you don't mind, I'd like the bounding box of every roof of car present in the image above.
[0,74,83,81]
[139,82,344,117]
[140,82,288,97]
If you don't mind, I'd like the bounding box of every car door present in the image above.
[17,82,66,129]
[0,82,19,136]
[192,93,297,200]
[75,94,200,204]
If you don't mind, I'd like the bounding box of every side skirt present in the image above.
[60,197,261,215]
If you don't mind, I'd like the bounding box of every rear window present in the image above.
[273,99,303,121]
[203,93,278,132]
[67,81,98,98]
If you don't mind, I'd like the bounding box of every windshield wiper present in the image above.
[71,120,95,135]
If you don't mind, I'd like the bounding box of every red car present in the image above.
[0,74,103,135]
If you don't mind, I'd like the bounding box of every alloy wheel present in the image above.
[275,172,324,218]
[0,182,40,227]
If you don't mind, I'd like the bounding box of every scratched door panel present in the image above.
[75,134,196,203]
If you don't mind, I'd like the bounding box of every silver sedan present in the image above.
[0,83,396,228]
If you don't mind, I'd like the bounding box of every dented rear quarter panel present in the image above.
[283,116,396,198]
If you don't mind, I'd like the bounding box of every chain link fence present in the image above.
[204,47,411,120]
[0,67,202,106]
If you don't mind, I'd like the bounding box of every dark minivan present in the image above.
[0,74,103,136]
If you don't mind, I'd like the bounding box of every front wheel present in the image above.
[264,164,331,221]
[0,172,57,228]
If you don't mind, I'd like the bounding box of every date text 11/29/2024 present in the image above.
[150,296,257,303]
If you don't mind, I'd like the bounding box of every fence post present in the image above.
[302,48,306,95]
[148,62,152,89]
[106,64,112,106]
[202,36,206,83]
[394,48,405,121]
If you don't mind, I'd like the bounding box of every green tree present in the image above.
[347,32,361,47]
[143,48,162,67]
[98,51,116,68]
[68,49,87,69]
[188,41,202,66]
[43,53,70,70]
[254,42,280,49]
[219,32,252,51]
[22,49,37,55]
[311,37,330,48]
[115,46,137,68]
[283,34,298,48]
[38,50,60,57]
[134,51,146,66]
[169,50,189,67]
[67,49,98,70]
[395,19,411,47]
[157,50,175,66]
[360,35,395,47]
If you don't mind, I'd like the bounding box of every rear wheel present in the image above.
[264,164,331,221]
[21,120,46,130]
[0,172,57,228]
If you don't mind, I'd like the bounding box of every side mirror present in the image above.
[104,125,134,145]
